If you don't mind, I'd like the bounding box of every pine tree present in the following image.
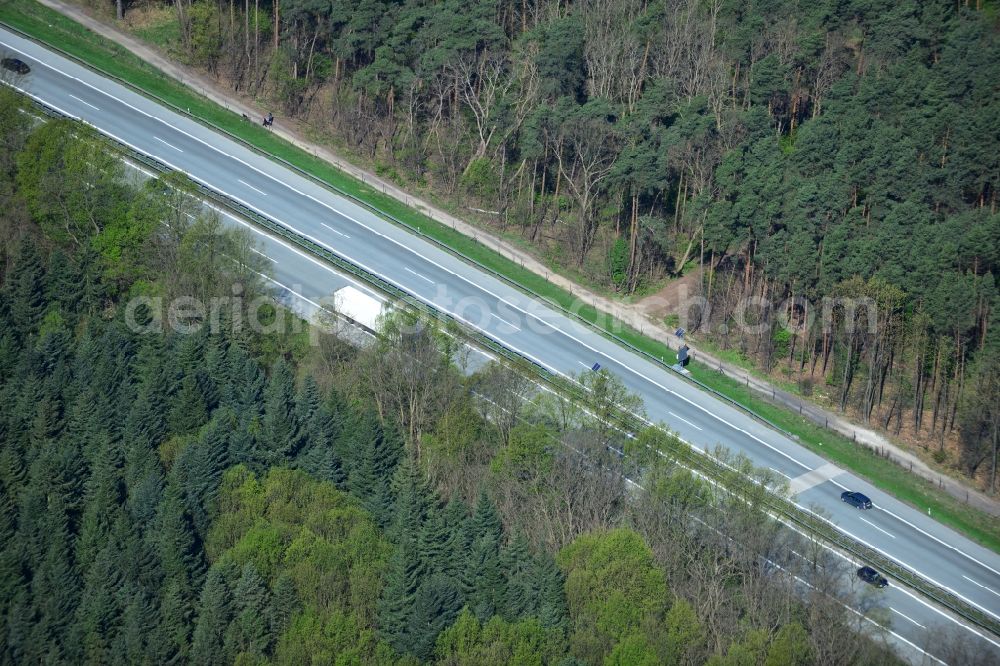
[76,433,124,572]
[4,588,34,664]
[463,534,505,623]
[533,552,569,630]
[221,343,264,413]
[31,497,81,655]
[155,484,201,596]
[406,573,463,660]
[295,374,321,425]
[190,564,236,665]
[418,504,457,578]
[223,562,274,660]
[467,491,503,546]
[127,465,164,529]
[294,376,345,485]
[168,372,209,435]
[388,456,433,543]
[461,492,506,622]
[123,382,168,487]
[112,587,159,666]
[7,238,46,341]
[377,539,422,653]
[255,358,299,464]
[177,412,231,538]
[270,573,300,637]
[44,248,84,319]
[70,546,124,664]
[152,578,192,664]
[346,410,402,528]
[501,532,537,620]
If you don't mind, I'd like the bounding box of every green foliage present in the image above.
[461,157,496,197]
[0,83,916,664]
[557,529,669,661]
[434,608,567,665]
[764,621,813,666]
[608,237,629,290]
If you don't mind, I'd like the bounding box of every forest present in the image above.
[96,0,1000,490]
[0,84,952,663]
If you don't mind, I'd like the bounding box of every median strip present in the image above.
[1,2,997,555]
[26,95,996,641]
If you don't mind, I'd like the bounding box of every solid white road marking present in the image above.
[769,467,792,480]
[15,33,1000,623]
[237,179,268,196]
[829,477,1000,581]
[114,110,1000,650]
[963,575,1000,599]
[490,312,521,331]
[154,136,184,152]
[668,411,703,431]
[19,30,828,480]
[890,607,926,629]
[403,266,435,285]
[68,93,99,111]
[320,222,350,238]
[859,517,896,539]
[249,247,271,260]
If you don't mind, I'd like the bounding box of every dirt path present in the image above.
[37,0,1000,518]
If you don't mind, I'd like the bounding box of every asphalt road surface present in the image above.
[3,27,999,664]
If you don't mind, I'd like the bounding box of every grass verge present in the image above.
[3,0,998,552]
[687,365,1000,553]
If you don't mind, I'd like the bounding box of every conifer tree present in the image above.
[501,532,537,620]
[221,342,264,413]
[376,539,422,653]
[177,412,232,537]
[461,492,506,622]
[123,382,168,486]
[224,562,274,660]
[153,578,193,664]
[270,573,300,637]
[113,588,159,666]
[7,238,45,341]
[70,546,124,664]
[418,504,457,578]
[168,372,209,435]
[190,564,235,665]
[31,497,80,655]
[406,573,463,660]
[388,456,433,543]
[256,358,299,464]
[345,410,402,528]
[155,485,201,597]
[76,433,124,572]
[533,553,569,630]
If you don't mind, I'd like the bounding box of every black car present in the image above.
[857,566,889,588]
[2,57,30,75]
[841,490,872,509]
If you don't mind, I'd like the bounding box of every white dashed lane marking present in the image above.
[154,136,184,152]
[68,93,99,110]
[237,179,268,196]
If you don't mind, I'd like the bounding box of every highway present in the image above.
[3,26,999,663]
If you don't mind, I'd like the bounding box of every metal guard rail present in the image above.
[0,17,795,442]
[29,100,1000,641]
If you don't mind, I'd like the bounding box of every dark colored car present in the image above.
[857,566,889,588]
[841,490,872,509]
[2,57,30,75]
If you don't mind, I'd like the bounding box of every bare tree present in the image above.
[471,361,536,447]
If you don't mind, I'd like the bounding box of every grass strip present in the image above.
[3,0,997,551]
[687,365,1000,553]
